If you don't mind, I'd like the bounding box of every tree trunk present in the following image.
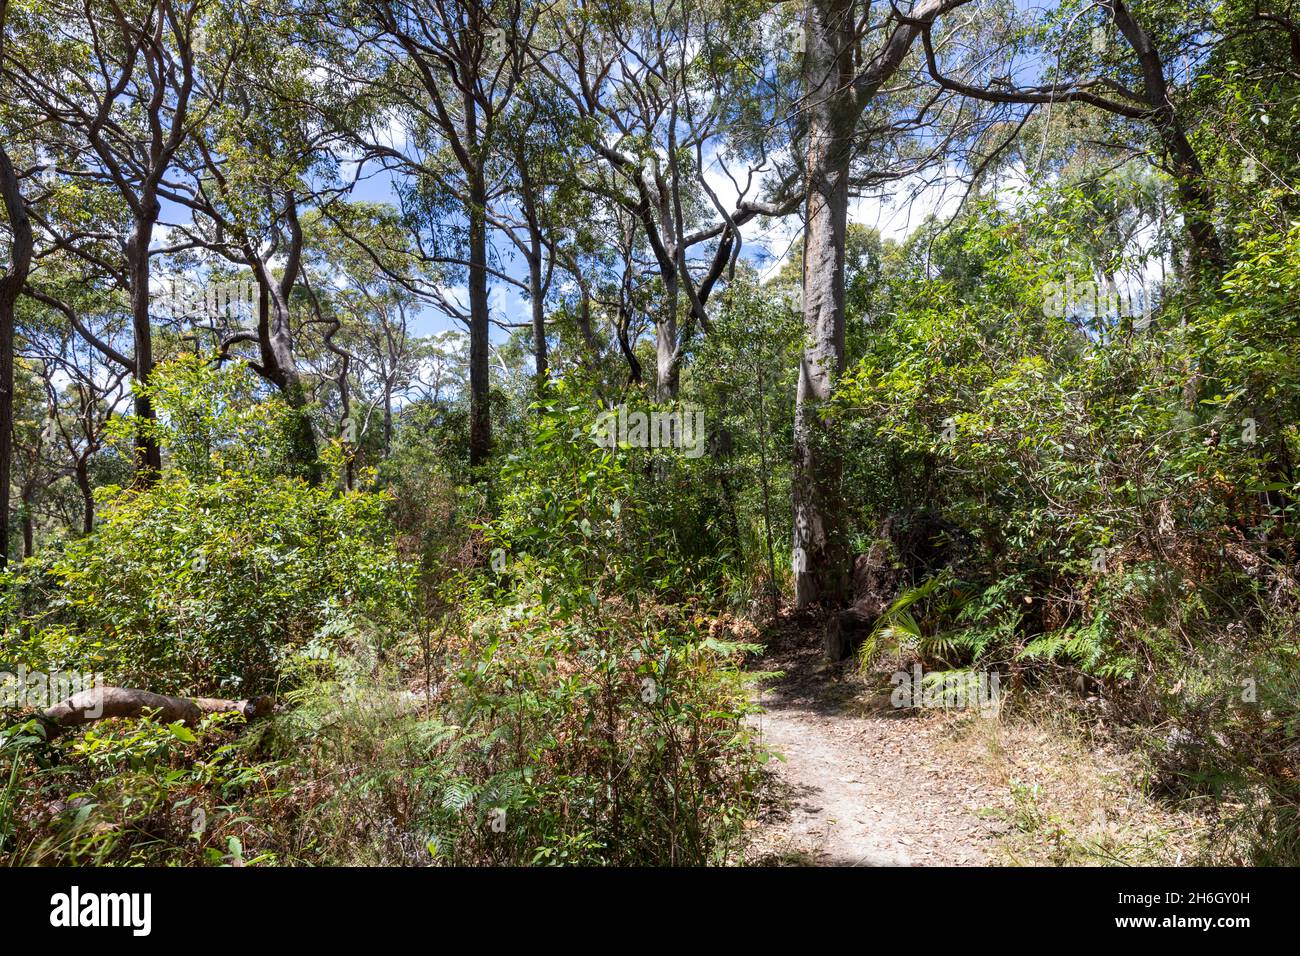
[127,214,162,484]
[338,353,355,491]
[264,297,320,484]
[576,282,599,358]
[529,245,548,384]
[1109,0,1224,276]
[76,458,94,535]
[383,381,393,457]
[656,276,680,401]
[792,0,855,609]
[468,169,492,468]
[0,142,32,571]
[250,199,321,485]
[42,686,273,737]
[519,159,549,387]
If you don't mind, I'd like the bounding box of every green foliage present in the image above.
[399,599,759,865]
[10,0,1300,870]
[2,358,404,697]
[4,471,400,696]
[691,274,802,609]
[1,362,762,867]
[489,377,732,604]
[838,193,1290,681]
[1,711,279,866]
[121,355,302,482]
[835,184,1300,862]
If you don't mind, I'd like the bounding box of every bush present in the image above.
[0,711,280,866]
[832,192,1300,863]
[489,378,734,604]
[0,357,404,697]
[3,471,402,697]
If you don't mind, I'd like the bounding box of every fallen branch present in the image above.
[40,686,274,737]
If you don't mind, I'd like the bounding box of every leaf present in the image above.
[168,723,198,743]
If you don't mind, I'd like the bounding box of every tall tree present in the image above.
[169,4,336,483]
[0,0,33,567]
[5,0,212,483]
[325,0,538,468]
[538,0,798,399]
[920,0,1226,275]
[790,0,965,607]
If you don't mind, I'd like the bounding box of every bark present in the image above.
[468,167,492,467]
[41,686,273,737]
[383,382,393,456]
[645,177,682,401]
[127,213,162,484]
[247,197,321,484]
[655,286,680,401]
[518,154,549,385]
[75,458,94,534]
[615,221,643,386]
[792,0,856,608]
[254,280,319,480]
[616,306,643,386]
[0,141,32,570]
[791,0,959,611]
[338,350,355,491]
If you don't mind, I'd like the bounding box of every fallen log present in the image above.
[40,686,273,736]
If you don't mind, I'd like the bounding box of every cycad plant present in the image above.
[858,571,974,668]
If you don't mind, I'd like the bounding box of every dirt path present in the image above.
[745,616,1010,866]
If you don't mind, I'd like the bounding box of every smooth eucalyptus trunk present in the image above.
[792,0,855,608]
[251,195,321,484]
[656,277,680,401]
[0,142,32,569]
[256,280,320,484]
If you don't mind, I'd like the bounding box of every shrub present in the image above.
[0,357,405,697]
[2,471,402,697]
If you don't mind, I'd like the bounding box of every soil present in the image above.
[745,614,1011,866]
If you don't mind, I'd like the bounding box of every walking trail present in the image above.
[745,615,1011,866]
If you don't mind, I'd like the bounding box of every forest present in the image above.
[0,0,1297,871]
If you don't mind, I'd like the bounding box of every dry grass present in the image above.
[937,704,1212,865]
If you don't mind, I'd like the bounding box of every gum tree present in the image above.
[0,0,33,564]
[4,0,214,482]
[790,0,969,607]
